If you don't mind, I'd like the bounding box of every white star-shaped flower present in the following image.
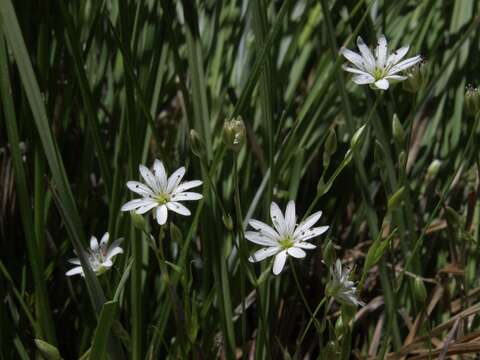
[340,34,422,90]
[326,259,365,307]
[246,200,329,275]
[66,233,123,277]
[121,159,203,225]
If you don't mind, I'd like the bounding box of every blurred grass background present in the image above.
[1,0,480,358]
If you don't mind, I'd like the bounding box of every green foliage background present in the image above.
[1,0,480,358]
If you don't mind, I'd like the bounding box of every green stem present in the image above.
[289,259,323,335]
[233,154,247,358]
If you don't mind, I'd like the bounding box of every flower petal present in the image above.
[272,250,288,275]
[135,201,158,215]
[68,258,81,265]
[388,55,421,75]
[245,231,278,246]
[285,200,296,234]
[102,259,113,268]
[295,242,316,250]
[386,46,409,67]
[385,75,407,82]
[100,233,109,254]
[248,219,280,239]
[126,181,155,197]
[156,205,168,225]
[270,202,286,234]
[373,78,390,90]
[121,198,154,211]
[248,246,280,262]
[294,211,322,237]
[287,247,306,258]
[167,167,186,193]
[90,236,99,252]
[171,192,203,201]
[352,74,375,85]
[375,34,388,68]
[340,48,366,70]
[154,159,168,190]
[174,180,203,194]
[166,201,191,216]
[66,266,84,277]
[356,36,375,72]
[298,226,329,241]
[106,246,123,261]
[342,65,369,75]
[140,165,160,192]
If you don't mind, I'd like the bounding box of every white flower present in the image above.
[66,233,123,277]
[246,200,329,275]
[326,259,365,307]
[121,159,203,225]
[340,34,422,90]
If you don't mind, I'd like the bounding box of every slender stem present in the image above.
[289,259,323,335]
[233,154,247,358]
[297,297,327,347]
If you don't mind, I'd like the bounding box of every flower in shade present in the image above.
[246,200,329,275]
[326,259,365,307]
[66,233,123,277]
[340,34,421,90]
[121,159,203,225]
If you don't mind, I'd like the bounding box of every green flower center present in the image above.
[156,193,170,204]
[279,235,294,249]
[373,67,386,80]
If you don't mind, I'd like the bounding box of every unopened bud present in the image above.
[426,159,441,180]
[341,303,356,324]
[322,240,336,267]
[402,59,427,93]
[222,213,234,231]
[350,124,366,149]
[222,117,246,152]
[35,339,62,360]
[130,211,147,232]
[189,129,203,157]
[325,128,337,156]
[334,316,345,338]
[392,114,405,145]
[413,276,427,302]
[465,85,480,116]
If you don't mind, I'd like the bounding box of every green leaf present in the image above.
[90,301,119,360]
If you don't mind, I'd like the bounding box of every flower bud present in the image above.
[426,159,441,180]
[130,211,147,232]
[465,85,480,117]
[402,60,427,93]
[341,303,357,324]
[325,128,337,156]
[322,240,336,267]
[392,114,405,145]
[222,116,246,152]
[350,124,366,149]
[334,316,345,338]
[189,129,203,157]
[413,276,427,302]
[222,213,234,231]
[35,339,62,360]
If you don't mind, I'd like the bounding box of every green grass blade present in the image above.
[90,301,119,360]
[0,33,57,344]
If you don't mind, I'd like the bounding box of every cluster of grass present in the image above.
[1,0,480,358]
